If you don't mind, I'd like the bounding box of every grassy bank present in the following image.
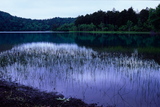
[69,31,158,34]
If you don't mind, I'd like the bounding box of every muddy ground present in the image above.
[0,80,100,107]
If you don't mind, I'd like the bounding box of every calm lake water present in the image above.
[0,32,160,107]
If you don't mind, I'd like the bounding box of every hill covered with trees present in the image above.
[0,4,159,32]
[0,11,75,31]
[57,4,160,32]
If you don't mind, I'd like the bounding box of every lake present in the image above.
[0,32,160,107]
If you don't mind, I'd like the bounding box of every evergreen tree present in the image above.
[149,4,160,31]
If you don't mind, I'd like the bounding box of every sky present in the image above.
[0,0,159,19]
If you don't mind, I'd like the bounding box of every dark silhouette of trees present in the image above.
[71,4,160,32]
[0,4,160,32]
[139,9,149,24]
[149,4,160,31]
[0,11,75,31]
[75,7,138,30]
[75,10,107,26]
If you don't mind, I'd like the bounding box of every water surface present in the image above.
[0,32,160,107]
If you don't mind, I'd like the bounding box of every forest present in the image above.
[0,4,159,32]
[0,11,75,31]
[57,4,160,32]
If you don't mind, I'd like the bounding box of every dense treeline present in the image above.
[0,4,159,32]
[57,4,160,32]
[0,11,75,31]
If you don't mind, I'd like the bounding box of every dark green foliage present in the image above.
[139,9,149,24]
[78,23,96,31]
[0,11,75,31]
[75,10,107,26]
[1,4,160,32]
[57,23,77,31]
[74,7,138,31]
[149,4,160,31]
[58,4,159,32]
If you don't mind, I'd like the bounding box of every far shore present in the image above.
[69,31,160,34]
[0,31,65,33]
[0,31,159,34]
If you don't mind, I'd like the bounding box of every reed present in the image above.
[0,42,160,107]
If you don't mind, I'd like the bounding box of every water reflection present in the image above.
[0,42,160,107]
[0,33,160,48]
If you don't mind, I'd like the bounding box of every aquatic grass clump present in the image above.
[0,42,97,67]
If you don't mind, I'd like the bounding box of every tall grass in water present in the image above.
[0,42,160,107]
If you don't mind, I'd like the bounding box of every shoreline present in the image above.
[0,31,68,34]
[0,31,159,35]
[0,80,99,107]
[69,31,160,35]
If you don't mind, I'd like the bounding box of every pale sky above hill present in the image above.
[0,0,159,19]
